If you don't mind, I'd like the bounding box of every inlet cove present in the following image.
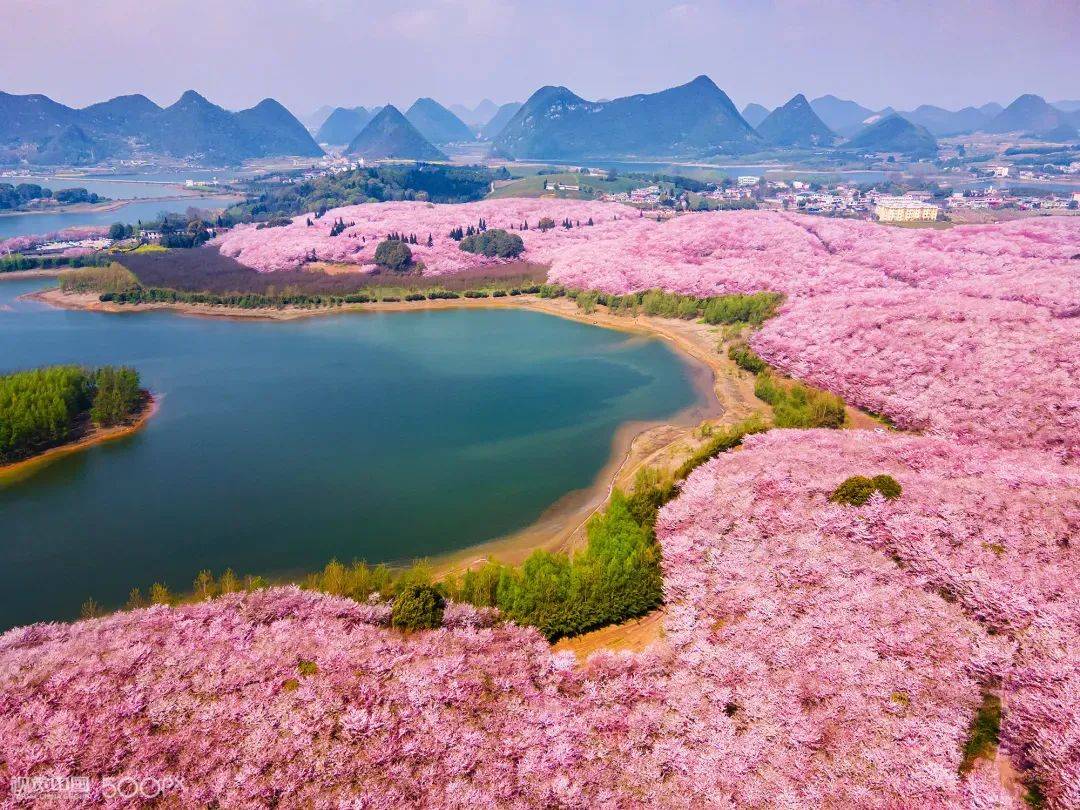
[0,278,699,629]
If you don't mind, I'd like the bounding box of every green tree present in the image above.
[374,239,413,271]
[90,366,141,427]
[392,583,445,630]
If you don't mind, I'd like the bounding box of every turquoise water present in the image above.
[0,279,699,628]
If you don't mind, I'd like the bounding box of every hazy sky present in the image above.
[4,0,1078,115]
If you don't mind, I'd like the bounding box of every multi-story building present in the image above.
[874,197,940,222]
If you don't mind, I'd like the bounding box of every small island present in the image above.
[0,364,154,476]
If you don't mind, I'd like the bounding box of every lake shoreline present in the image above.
[29,285,775,576]
[0,393,158,484]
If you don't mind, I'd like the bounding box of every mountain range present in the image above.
[787,93,1076,139]
[316,107,374,145]
[0,89,322,165]
[756,94,837,148]
[345,105,447,161]
[494,75,760,160]
[449,99,500,129]
[404,98,475,144]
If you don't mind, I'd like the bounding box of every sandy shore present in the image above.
[0,394,158,485]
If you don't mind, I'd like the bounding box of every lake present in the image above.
[0,279,700,629]
[0,195,242,239]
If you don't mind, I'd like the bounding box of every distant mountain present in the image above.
[987,94,1072,134]
[233,98,324,158]
[316,107,371,145]
[450,99,500,128]
[809,95,877,134]
[0,91,79,142]
[755,94,836,147]
[478,102,522,140]
[741,103,770,129]
[494,75,760,160]
[30,124,112,166]
[1051,99,1080,113]
[404,98,474,144]
[979,102,1004,118]
[346,105,447,161]
[303,105,335,132]
[898,105,989,136]
[0,88,323,165]
[81,94,162,135]
[842,114,937,157]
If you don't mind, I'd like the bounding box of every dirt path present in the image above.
[552,609,667,659]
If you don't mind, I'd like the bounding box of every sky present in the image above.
[3,0,1078,117]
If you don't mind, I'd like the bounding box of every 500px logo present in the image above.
[101,775,186,799]
[11,774,185,800]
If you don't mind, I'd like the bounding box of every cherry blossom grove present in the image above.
[212,199,631,274]
[660,429,1079,808]
[2,204,1077,805]
[0,225,109,255]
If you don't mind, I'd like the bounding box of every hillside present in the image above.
[493,75,760,160]
[30,124,113,166]
[987,94,1072,134]
[81,93,162,135]
[478,101,522,140]
[316,106,371,145]
[741,103,770,128]
[0,88,323,165]
[842,113,937,157]
[346,105,447,161]
[405,98,474,144]
[898,104,989,136]
[808,94,877,133]
[233,98,325,158]
[755,94,836,147]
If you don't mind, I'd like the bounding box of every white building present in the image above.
[737,175,760,187]
[875,197,940,222]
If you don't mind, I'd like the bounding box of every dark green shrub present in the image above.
[728,342,767,373]
[391,583,445,631]
[404,293,426,301]
[702,292,783,326]
[872,474,903,500]
[829,476,877,506]
[463,290,490,298]
[830,474,903,506]
[457,228,525,258]
[960,693,1001,774]
[374,239,412,271]
[755,371,846,429]
[492,289,508,297]
[538,283,565,298]
[380,296,401,302]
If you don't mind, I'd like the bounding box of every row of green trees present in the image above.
[569,288,784,325]
[1,253,111,273]
[0,365,143,463]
